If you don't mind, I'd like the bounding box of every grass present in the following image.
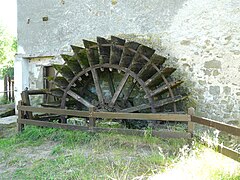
[0,125,239,179]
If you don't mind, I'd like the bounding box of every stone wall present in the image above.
[161,0,240,121]
[16,0,240,122]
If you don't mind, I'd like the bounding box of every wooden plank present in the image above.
[67,90,95,108]
[130,45,155,73]
[18,105,189,121]
[154,95,187,109]
[119,41,140,68]
[199,136,240,162]
[18,119,90,131]
[217,145,240,162]
[83,40,99,66]
[145,68,176,87]
[110,36,125,65]
[120,104,150,113]
[18,119,191,139]
[97,37,110,64]
[109,73,129,107]
[149,80,183,97]
[123,81,136,103]
[18,105,89,117]
[107,71,115,96]
[61,54,82,74]
[91,69,104,104]
[191,116,240,137]
[27,89,50,95]
[93,111,189,121]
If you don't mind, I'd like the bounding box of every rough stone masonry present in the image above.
[15,0,240,122]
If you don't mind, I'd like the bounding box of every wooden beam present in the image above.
[217,145,240,162]
[191,116,240,137]
[93,111,189,121]
[91,69,104,105]
[17,105,189,121]
[149,80,184,97]
[120,104,150,113]
[123,81,136,103]
[67,90,95,108]
[18,105,89,117]
[107,71,115,96]
[109,73,129,107]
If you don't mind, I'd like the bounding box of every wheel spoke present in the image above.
[67,90,94,108]
[91,68,104,105]
[109,73,129,107]
[107,70,115,96]
[123,81,136,103]
[120,104,150,113]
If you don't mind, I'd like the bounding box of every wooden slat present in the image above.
[27,89,49,95]
[124,95,186,111]
[217,145,240,162]
[54,76,70,88]
[97,37,110,64]
[18,105,89,117]
[123,81,136,103]
[17,105,189,121]
[138,54,165,81]
[18,119,90,131]
[199,136,240,162]
[83,40,99,66]
[149,80,183,97]
[91,69,104,104]
[191,116,240,137]
[109,73,129,107]
[77,49,90,69]
[107,71,115,96]
[119,41,140,68]
[53,64,75,81]
[18,119,191,139]
[71,45,82,54]
[93,111,189,121]
[110,36,125,64]
[130,45,155,73]
[120,104,150,113]
[145,68,176,87]
[61,54,82,74]
[67,90,95,108]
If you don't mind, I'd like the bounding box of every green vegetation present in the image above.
[0,24,16,78]
[0,125,239,179]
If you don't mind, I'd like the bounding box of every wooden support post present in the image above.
[188,107,195,137]
[89,107,96,128]
[4,75,7,99]
[21,90,33,119]
[8,76,11,102]
[17,101,24,132]
[11,79,14,102]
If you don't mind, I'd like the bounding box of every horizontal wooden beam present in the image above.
[217,145,240,162]
[18,105,89,117]
[191,116,240,137]
[17,119,191,139]
[18,105,189,121]
[93,111,189,121]
[199,136,240,162]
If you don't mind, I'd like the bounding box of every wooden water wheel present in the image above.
[47,36,187,127]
